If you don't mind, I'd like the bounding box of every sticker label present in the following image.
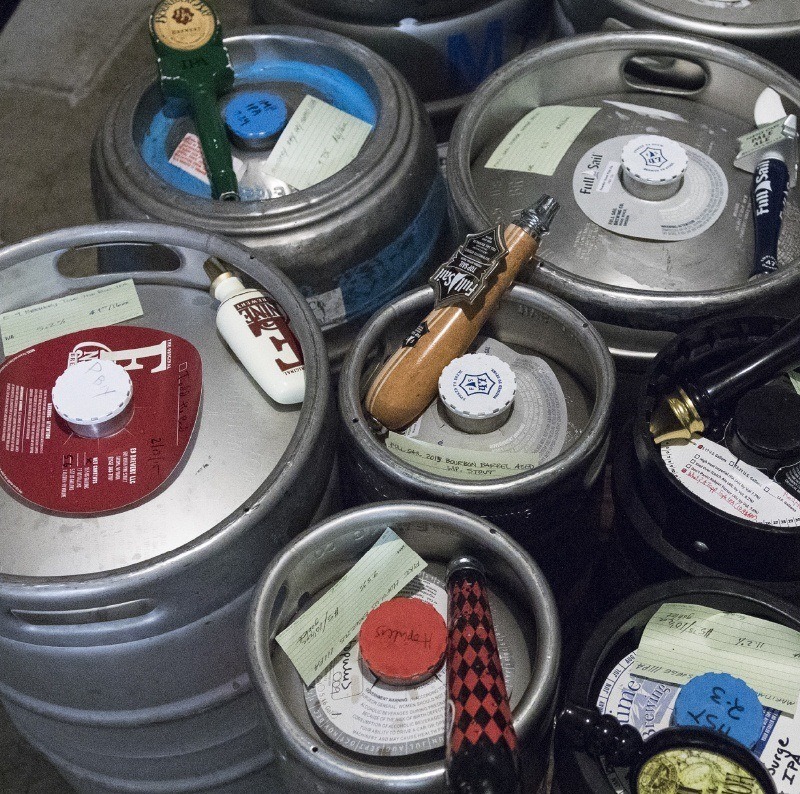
[261,95,373,191]
[429,225,507,308]
[598,650,798,794]
[275,528,426,686]
[169,133,246,187]
[485,105,600,176]
[0,326,201,514]
[403,321,429,348]
[151,0,216,51]
[738,118,791,160]
[386,433,539,481]
[0,280,143,357]
[398,337,568,468]
[305,571,517,757]
[573,135,729,241]
[633,603,800,715]
[662,438,800,526]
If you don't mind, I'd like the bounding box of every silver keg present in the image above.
[556,0,800,79]
[0,222,336,793]
[252,0,550,139]
[447,32,800,390]
[247,501,560,792]
[92,27,446,368]
[289,0,485,24]
[338,283,615,616]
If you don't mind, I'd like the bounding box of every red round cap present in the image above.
[358,597,447,686]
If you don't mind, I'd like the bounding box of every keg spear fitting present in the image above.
[149,0,239,201]
[364,195,559,431]
[650,313,800,444]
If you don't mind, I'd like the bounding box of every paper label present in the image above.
[169,133,246,187]
[597,650,799,794]
[738,118,789,160]
[0,326,202,514]
[151,0,216,51]
[305,571,517,757]
[662,438,800,527]
[573,135,728,241]
[632,603,800,715]
[429,226,507,308]
[391,337,569,480]
[0,280,143,357]
[485,105,599,176]
[386,433,539,481]
[261,95,373,191]
[275,528,426,685]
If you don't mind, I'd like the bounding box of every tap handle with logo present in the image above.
[149,0,239,201]
[364,196,558,431]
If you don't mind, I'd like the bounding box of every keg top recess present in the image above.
[0,224,327,580]
[132,28,378,203]
[448,32,800,329]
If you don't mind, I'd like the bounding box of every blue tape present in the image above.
[140,59,376,197]
[301,175,448,328]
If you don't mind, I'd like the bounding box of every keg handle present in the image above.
[622,53,709,96]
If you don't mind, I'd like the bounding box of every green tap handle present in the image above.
[188,85,238,200]
[149,0,239,200]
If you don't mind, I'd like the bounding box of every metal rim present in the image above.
[560,0,800,41]
[247,500,561,787]
[448,31,800,325]
[0,221,330,593]
[339,283,616,500]
[97,26,420,235]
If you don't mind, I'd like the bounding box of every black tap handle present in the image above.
[751,158,790,278]
[686,313,800,418]
[556,704,643,766]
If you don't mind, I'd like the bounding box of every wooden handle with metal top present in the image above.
[365,196,559,431]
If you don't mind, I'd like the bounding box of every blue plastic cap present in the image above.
[224,90,288,144]
[673,672,764,749]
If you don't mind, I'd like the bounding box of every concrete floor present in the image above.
[0,2,253,790]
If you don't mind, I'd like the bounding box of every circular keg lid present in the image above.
[51,359,133,437]
[358,596,447,685]
[223,89,289,150]
[0,224,325,578]
[732,383,800,462]
[621,135,688,201]
[438,353,516,434]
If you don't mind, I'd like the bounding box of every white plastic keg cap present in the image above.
[438,353,516,434]
[621,135,688,201]
[52,359,133,438]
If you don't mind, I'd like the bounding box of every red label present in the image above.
[0,326,202,514]
[232,294,304,374]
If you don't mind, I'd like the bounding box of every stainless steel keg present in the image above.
[0,222,336,793]
[247,501,560,793]
[448,32,800,395]
[290,0,485,24]
[252,0,550,140]
[338,283,615,617]
[92,27,446,368]
[557,0,800,79]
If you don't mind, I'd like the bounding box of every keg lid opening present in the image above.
[621,135,688,202]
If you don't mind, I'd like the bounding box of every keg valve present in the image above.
[149,0,239,201]
[650,312,800,444]
[364,195,559,431]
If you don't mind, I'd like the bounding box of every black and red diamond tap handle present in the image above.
[445,556,522,794]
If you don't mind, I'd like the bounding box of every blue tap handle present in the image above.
[751,157,790,277]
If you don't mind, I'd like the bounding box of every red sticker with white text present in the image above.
[0,326,202,514]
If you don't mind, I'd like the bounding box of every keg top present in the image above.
[0,224,325,580]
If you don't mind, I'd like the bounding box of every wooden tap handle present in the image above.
[364,224,541,431]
